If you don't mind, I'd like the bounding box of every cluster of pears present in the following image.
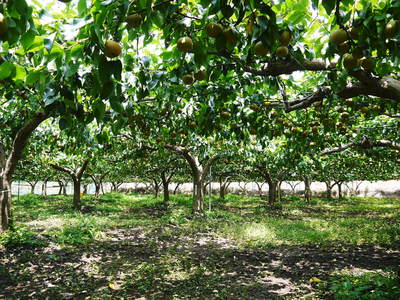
[329,20,399,72]
[254,30,291,57]
[182,70,207,85]
[205,22,238,44]
[102,13,144,59]
[330,27,375,71]
[177,22,237,54]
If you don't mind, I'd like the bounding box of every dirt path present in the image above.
[1,226,399,299]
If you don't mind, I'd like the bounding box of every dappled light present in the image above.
[1,0,400,298]
[1,193,399,299]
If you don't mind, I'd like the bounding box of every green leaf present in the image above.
[78,0,88,15]
[98,57,113,83]
[21,30,35,51]
[26,71,41,85]
[93,100,106,120]
[110,98,124,113]
[0,62,15,80]
[100,80,114,98]
[311,0,319,9]
[44,32,57,53]
[322,0,335,15]
[71,44,84,58]
[59,117,69,130]
[110,60,122,81]
[12,65,26,82]
[27,36,44,53]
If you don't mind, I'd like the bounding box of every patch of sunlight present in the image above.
[290,209,306,216]
[165,270,191,281]
[243,223,276,241]
[26,216,68,231]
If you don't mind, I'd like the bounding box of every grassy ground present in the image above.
[1,193,399,299]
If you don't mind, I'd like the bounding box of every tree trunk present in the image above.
[111,182,117,192]
[277,181,283,201]
[0,178,12,231]
[164,144,217,216]
[267,181,278,204]
[153,179,160,198]
[193,176,204,214]
[29,182,36,194]
[95,183,101,198]
[203,181,211,196]
[62,183,67,196]
[83,184,88,194]
[50,160,90,210]
[337,181,343,198]
[58,180,63,195]
[72,179,81,209]
[0,111,49,231]
[174,183,182,194]
[219,184,225,199]
[325,182,333,199]
[161,173,169,204]
[255,182,263,197]
[41,180,47,196]
[304,177,311,203]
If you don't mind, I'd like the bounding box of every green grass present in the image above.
[4,193,400,248]
[2,192,399,299]
[326,269,400,300]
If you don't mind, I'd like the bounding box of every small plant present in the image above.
[0,226,48,249]
[56,217,100,245]
[330,271,400,300]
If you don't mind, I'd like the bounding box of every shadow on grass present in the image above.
[1,227,399,299]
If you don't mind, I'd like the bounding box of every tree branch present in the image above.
[202,155,218,182]
[50,164,75,177]
[321,137,400,155]
[4,111,50,180]
[165,144,199,177]
[77,159,90,180]
[242,59,329,76]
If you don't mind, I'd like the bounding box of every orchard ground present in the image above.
[1,193,399,299]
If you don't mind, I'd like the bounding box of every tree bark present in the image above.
[267,181,278,204]
[90,173,107,198]
[41,177,50,196]
[304,177,312,203]
[28,181,37,194]
[95,183,101,197]
[192,174,204,213]
[254,181,264,197]
[336,181,344,199]
[174,182,182,194]
[325,181,334,199]
[62,182,67,195]
[0,111,49,231]
[72,179,81,209]
[58,180,63,195]
[277,181,283,202]
[1,178,11,231]
[83,184,88,194]
[161,172,170,204]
